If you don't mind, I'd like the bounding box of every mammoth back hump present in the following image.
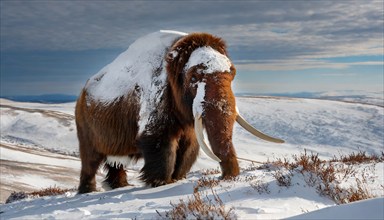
[84,30,186,104]
[82,31,187,135]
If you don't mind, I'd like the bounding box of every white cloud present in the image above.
[1,1,382,55]
[1,0,383,76]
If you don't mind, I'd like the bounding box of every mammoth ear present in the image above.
[166,50,179,62]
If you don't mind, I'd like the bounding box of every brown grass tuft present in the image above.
[293,149,324,173]
[6,186,75,204]
[29,186,73,197]
[195,177,220,191]
[331,150,384,164]
[158,189,236,220]
[271,150,380,204]
[250,179,270,194]
[201,168,221,176]
[241,162,260,172]
[273,170,292,187]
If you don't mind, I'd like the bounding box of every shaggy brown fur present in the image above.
[166,33,239,177]
[76,32,239,193]
[166,33,229,123]
[76,90,142,193]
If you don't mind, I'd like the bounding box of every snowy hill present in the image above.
[0,99,77,156]
[0,97,383,219]
[249,90,384,107]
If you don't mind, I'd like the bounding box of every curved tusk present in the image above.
[236,107,285,144]
[194,114,222,162]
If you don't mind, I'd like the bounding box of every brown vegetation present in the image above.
[158,188,235,220]
[6,186,75,204]
[271,150,383,204]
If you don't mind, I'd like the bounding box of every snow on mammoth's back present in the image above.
[85,30,187,104]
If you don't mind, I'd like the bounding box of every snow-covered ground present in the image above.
[0,96,383,219]
[0,99,77,156]
[249,90,384,107]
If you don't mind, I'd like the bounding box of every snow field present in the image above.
[0,96,383,219]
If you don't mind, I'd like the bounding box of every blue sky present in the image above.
[1,0,383,96]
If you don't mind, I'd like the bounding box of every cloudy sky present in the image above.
[1,0,383,96]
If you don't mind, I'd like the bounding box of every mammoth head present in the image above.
[167,33,284,178]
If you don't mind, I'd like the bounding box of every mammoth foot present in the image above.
[172,173,187,181]
[145,178,176,187]
[78,184,96,194]
[104,164,129,189]
[139,160,176,187]
[78,173,97,194]
[78,178,97,194]
[140,170,176,187]
[220,157,240,179]
[104,177,130,189]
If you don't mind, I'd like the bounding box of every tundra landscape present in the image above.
[0,92,383,219]
[1,2,383,219]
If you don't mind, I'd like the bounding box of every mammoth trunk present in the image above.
[204,100,240,178]
[193,81,240,178]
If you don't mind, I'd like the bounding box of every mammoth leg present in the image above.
[172,131,199,180]
[139,134,179,187]
[78,146,105,194]
[103,164,129,189]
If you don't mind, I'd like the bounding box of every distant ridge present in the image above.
[2,91,382,106]
[235,91,383,107]
[0,94,78,104]
[235,92,321,98]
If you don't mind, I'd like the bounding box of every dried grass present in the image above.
[250,179,270,194]
[270,150,382,204]
[331,150,384,164]
[273,170,292,187]
[201,168,221,176]
[6,186,75,204]
[158,189,236,220]
[195,176,220,190]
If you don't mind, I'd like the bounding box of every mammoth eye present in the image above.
[191,76,197,83]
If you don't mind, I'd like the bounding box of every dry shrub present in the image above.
[288,150,378,204]
[6,186,75,204]
[318,176,373,204]
[201,168,221,176]
[159,150,381,218]
[346,179,373,202]
[273,170,292,187]
[159,172,236,219]
[293,150,324,173]
[250,179,270,194]
[244,175,258,182]
[331,150,384,164]
[29,186,73,197]
[158,189,236,220]
[196,177,220,190]
[271,157,297,171]
[220,150,380,204]
[242,162,260,172]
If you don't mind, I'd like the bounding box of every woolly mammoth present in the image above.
[76,30,284,193]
